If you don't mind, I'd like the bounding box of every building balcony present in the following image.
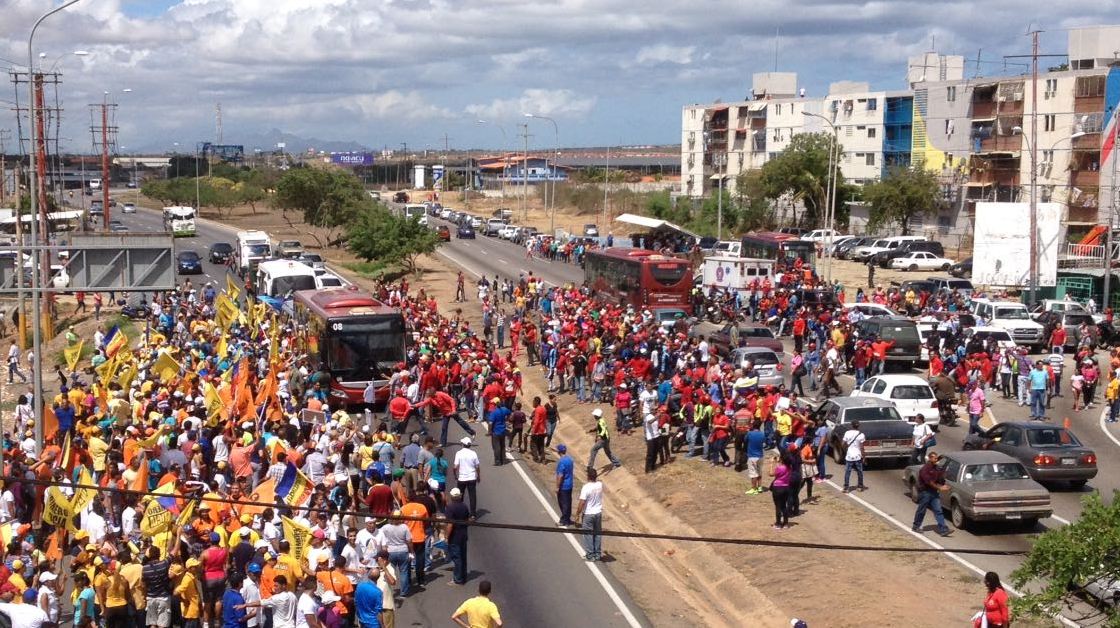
[978,135,1023,153]
[1071,169,1100,189]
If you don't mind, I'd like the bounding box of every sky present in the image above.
[2,0,1120,154]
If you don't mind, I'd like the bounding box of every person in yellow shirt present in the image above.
[101,561,131,626]
[6,560,26,596]
[175,558,203,627]
[775,410,793,444]
[274,540,304,592]
[452,580,503,628]
[118,549,146,617]
[89,434,111,477]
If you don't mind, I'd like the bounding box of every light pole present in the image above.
[802,111,840,283]
[27,0,85,448]
[524,113,559,235]
[1108,117,1120,310]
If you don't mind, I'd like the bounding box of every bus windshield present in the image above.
[649,262,689,287]
[324,316,406,381]
[272,275,316,295]
[247,244,271,257]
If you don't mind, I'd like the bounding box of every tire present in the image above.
[832,441,846,464]
[962,441,975,451]
[1070,479,1088,490]
[950,501,969,530]
[941,263,951,271]
[908,264,919,271]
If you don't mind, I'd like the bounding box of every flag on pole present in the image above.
[63,340,84,371]
[242,478,276,516]
[152,351,181,383]
[42,404,59,442]
[70,467,97,514]
[104,325,128,358]
[226,273,241,300]
[275,462,314,507]
[281,516,313,560]
[131,454,149,492]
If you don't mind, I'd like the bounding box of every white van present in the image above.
[256,259,316,298]
[970,298,1045,350]
[851,235,926,262]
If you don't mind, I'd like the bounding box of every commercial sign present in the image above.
[330,151,375,167]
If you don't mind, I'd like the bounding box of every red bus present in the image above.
[583,248,693,313]
[291,287,406,406]
[740,232,817,266]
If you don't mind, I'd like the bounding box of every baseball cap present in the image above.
[247,562,263,574]
[460,436,472,447]
[591,408,603,417]
[449,487,462,498]
[556,444,567,453]
[312,529,326,539]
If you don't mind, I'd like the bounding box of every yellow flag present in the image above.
[176,499,198,528]
[216,333,229,360]
[70,467,97,514]
[226,273,241,300]
[215,293,240,331]
[95,352,121,388]
[43,487,74,530]
[281,515,313,561]
[136,425,167,449]
[203,381,224,419]
[140,483,177,536]
[118,362,137,390]
[152,351,181,383]
[63,340,84,371]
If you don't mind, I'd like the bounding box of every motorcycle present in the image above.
[935,396,958,428]
[117,298,150,319]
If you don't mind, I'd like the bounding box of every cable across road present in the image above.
[8,473,1030,556]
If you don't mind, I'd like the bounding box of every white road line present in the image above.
[1098,405,1120,448]
[824,480,1079,627]
[437,251,483,280]
[503,451,644,628]
[481,250,489,256]
[498,259,508,265]
[1050,514,1072,525]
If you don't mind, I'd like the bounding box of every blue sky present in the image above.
[3,1,1120,153]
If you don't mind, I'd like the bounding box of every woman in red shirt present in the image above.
[707,410,732,467]
[976,571,1010,628]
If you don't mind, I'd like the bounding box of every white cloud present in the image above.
[465,89,597,121]
[635,44,696,65]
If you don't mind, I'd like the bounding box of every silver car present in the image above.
[730,347,783,388]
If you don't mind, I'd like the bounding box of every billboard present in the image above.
[1101,66,1120,220]
[330,151,374,167]
[197,143,245,163]
[973,202,1064,288]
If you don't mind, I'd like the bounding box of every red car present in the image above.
[437,225,451,241]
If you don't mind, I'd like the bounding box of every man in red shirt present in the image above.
[614,384,634,434]
[364,472,394,517]
[528,396,548,462]
[417,390,476,447]
[1049,326,1067,354]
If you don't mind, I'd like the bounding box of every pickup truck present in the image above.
[276,240,304,259]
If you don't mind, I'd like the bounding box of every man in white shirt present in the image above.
[295,585,320,628]
[0,595,50,628]
[453,437,481,517]
[575,468,605,561]
[842,420,867,493]
[242,563,263,628]
[910,415,935,465]
[354,518,383,568]
[643,413,660,474]
[638,382,657,419]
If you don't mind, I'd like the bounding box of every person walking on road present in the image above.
[451,580,503,628]
[1029,361,1049,420]
[443,488,472,587]
[911,451,952,537]
[555,444,575,526]
[453,437,481,517]
[643,413,660,473]
[967,383,987,435]
[576,468,605,561]
[586,408,622,471]
[7,341,26,384]
[910,414,935,464]
[841,420,867,493]
[486,398,509,465]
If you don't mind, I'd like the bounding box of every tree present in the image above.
[273,168,370,246]
[1011,493,1120,626]
[236,183,267,214]
[862,166,942,235]
[755,132,843,228]
[346,207,443,274]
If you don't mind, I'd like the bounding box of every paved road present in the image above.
[112,195,650,628]
[420,212,1120,595]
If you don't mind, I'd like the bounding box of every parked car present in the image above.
[498,225,519,240]
[698,322,785,355]
[852,236,927,262]
[842,303,898,318]
[801,229,844,243]
[276,240,304,259]
[457,224,476,239]
[1034,310,1097,349]
[811,397,915,464]
[485,218,506,236]
[963,422,1097,488]
[176,250,203,274]
[928,276,974,296]
[962,326,1017,351]
[835,236,874,260]
[514,226,540,245]
[122,202,136,214]
[209,242,234,264]
[902,450,1053,529]
[435,225,451,241]
[110,224,129,233]
[440,208,454,220]
[849,374,938,423]
[314,273,346,289]
[850,317,922,367]
[583,224,600,238]
[470,216,484,229]
[296,253,325,269]
[652,308,691,330]
[729,347,784,388]
[872,240,946,268]
[889,251,955,271]
[777,227,807,237]
[949,256,972,278]
[108,219,124,231]
[393,191,409,203]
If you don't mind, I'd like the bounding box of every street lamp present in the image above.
[26,0,86,450]
[802,110,840,283]
[524,113,559,235]
[38,49,87,73]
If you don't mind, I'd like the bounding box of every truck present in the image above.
[235,230,272,277]
[970,298,1046,350]
[162,206,197,237]
[699,255,775,298]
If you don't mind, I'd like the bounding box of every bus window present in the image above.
[649,263,688,287]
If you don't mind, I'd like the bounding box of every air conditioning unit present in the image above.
[1012,92,1023,101]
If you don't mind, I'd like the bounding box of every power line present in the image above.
[7,473,1029,557]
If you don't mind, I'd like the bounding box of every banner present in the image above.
[141,499,174,536]
[152,351,181,383]
[43,487,74,529]
[176,499,198,529]
[64,340,84,371]
[70,468,96,514]
[281,516,312,560]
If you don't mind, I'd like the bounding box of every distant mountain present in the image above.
[232,129,371,154]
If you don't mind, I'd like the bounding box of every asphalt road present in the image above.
[422,212,1120,600]
[113,194,650,628]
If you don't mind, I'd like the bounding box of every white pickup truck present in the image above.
[971,298,1046,350]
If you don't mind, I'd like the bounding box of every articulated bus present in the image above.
[583,248,693,313]
[291,287,406,407]
[740,232,817,266]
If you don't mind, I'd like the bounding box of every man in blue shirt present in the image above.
[1029,360,1050,420]
[221,573,248,628]
[54,397,76,436]
[354,568,384,628]
[745,421,767,495]
[555,444,575,526]
[487,398,510,466]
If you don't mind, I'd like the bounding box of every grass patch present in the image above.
[342,260,404,280]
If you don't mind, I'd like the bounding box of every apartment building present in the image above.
[682,25,1120,233]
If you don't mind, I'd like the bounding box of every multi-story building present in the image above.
[682,25,1120,234]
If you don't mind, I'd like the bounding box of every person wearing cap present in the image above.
[554,444,575,526]
[586,408,621,471]
[443,489,471,586]
[241,561,263,628]
[176,558,204,628]
[306,529,332,575]
[452,437,481,518]
[199,531,229,624]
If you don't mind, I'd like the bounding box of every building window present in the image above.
[946,86,957,102]
[1044,78,1057,99]
[866,153,876,166]
[1042,149,1054,163]
[775,103,782,115]
[868,128,877,138]
[1075,75,1105,98]
[946,154,954,167]
[1044,114,1056,132]
[867,98,878,111]
[845,126,853,137]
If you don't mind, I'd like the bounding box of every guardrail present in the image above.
[1057,243,1106,269]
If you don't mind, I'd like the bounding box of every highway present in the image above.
[421,212,1120,600]
[113,197,651,628]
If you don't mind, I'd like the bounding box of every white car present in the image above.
[440,208,454,220]
[499,225,520,240]
[122,202,136,214]
[314,272,348,289]
[417,214,428,226]
[849,374,939,424]
[843,303,898,318]
[889,251,955,271]
[801,229,844,243]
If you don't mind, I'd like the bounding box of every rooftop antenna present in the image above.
[216,102,223,144]
[774,26,780,72]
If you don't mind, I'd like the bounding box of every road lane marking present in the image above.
[1099,405,1120,448]
[437,251,483,280]
[503,451,644,628]
[481,250,489,256]
[498,259,508,265]
[824,479,1078,627]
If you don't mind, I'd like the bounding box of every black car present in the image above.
[209,242,234,264]
[176,251,203,274]
[393,191,409,203]
[949,257,972,278]
[794,288,839,309]
[851,317,922,367]
[835,236,874,260]
[457,224,476,239]
[872,240,944,268]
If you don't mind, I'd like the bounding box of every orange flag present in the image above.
[45,529,65,562]
[131,454,149,492]
[42,405,59,442]
[241,478,276,516]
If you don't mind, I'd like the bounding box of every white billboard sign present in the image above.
[972,202,1064,288]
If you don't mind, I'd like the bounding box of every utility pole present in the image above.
[1103,90,1120,309]
[603,145,610,228]
[441,133,450,193]
[519,124,531,220]
[1027,29,1040,306]
[0,129,9,208]
[89,100,117,231]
